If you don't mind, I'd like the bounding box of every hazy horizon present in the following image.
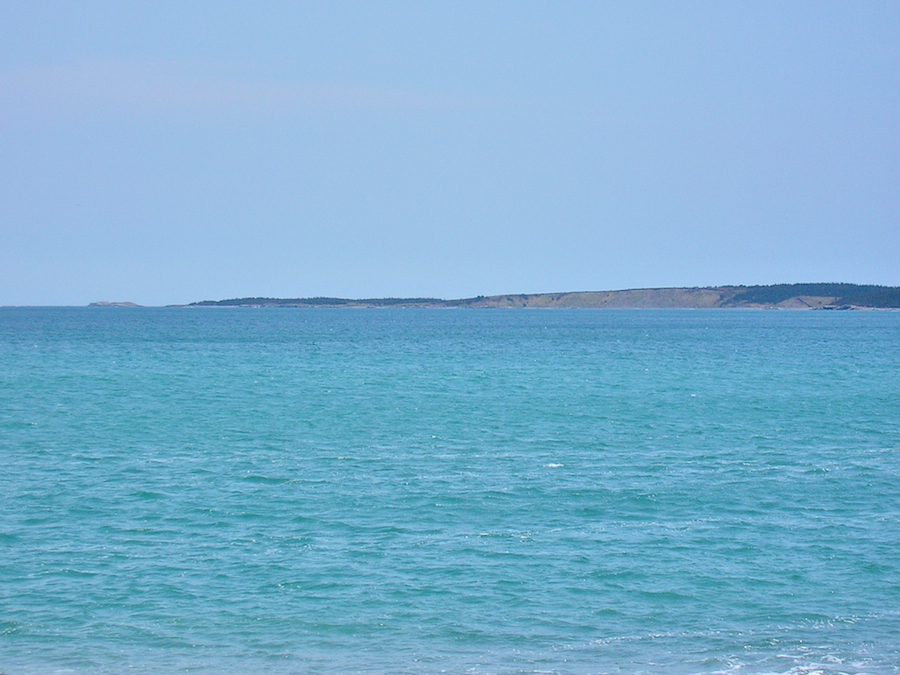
[0,281,893,308]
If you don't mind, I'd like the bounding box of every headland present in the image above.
[177,283,900,310]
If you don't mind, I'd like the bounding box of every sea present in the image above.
[1,307,899,675]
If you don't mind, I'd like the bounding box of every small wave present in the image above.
[243,474,292,485]
[132,490,165,500]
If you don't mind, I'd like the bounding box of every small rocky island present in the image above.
[180,283,900,310]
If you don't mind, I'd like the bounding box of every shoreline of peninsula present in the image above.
[162,283,900,310]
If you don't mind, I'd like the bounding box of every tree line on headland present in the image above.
[179,283,900,309]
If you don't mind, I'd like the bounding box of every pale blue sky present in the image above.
[1,1,898,305]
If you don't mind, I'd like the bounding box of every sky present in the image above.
[1,1,898,306]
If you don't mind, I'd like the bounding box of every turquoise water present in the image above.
[2,308,899,675]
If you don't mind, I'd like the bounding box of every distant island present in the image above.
[89,301,142,307]
[178,283,900,310]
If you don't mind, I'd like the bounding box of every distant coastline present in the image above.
[88,301,142,308]
[171,283,900,310]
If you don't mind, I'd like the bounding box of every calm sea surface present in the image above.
[2,308,899,675]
